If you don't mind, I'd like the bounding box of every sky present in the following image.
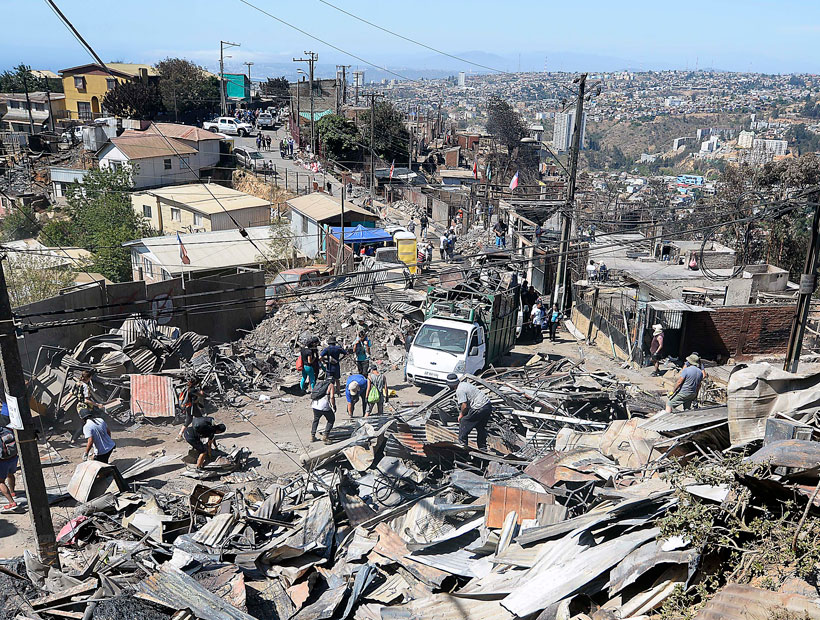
[3,0,820,76]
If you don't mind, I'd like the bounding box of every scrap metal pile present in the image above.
[9,359,820,618]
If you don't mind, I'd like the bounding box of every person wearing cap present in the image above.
[649,325,665,376]
[320,336,348,391]
[366,365,389,416]
[446,374,492,450]
[665,354,704,412]
[345,373,368,417]
[80,408,116,463]
[184,416,226,469]
[176,377,204,442]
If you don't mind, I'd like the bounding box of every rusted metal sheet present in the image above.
[694,583,820,620]
[339,488,377,526]
[485,484,553,529]
[67,460,128,502]
[370,522,450,587]
[747,439,820,469]
[136,564,255,620]
[129,374,175,418]
[524,449,617,487]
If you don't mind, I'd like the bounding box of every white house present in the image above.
[133,123,221,168]
[286,193,379,259]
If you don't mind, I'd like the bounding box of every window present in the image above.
[301,213,309,234]
[74,76,85,89]
[77,101,91,120]
[142,257,153,277]
[193,213,203,226]
[34,102,45,111]
[106,78,117,91]
[171,208,181,222]
[8,101,19,109]
[179,157,189,169]
[163,159,172,170]
[142,205,152,218]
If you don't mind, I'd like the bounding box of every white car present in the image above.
[234,147,266,171]
[257,112,274,128]
[202,116,254,137]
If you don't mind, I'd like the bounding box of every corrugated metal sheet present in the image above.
[382,593,515,620]
[129,374,175,418]
[694,583,820,620]
[370,523,449,587]
[127,348,159,374]
[120,454,180,480]
[639,407,728,432]
[647,299,714,312]
[340,489,377,526]
[192,513,237,546]
[485,485,553,529]
[136,564,255,620]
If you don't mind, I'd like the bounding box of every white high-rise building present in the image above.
[552,111,586,152]
[738,130,755,149]
[458,71,466,87]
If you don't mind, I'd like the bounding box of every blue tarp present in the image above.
[330,225,393,244]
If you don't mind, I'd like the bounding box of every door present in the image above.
[91,96,100,116]
[466,325,486,374]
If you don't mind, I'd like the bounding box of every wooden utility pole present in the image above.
[784,191,820,373]
[0,258,59,567]
[370,93,376,202]
[21,70,35,135]
[553,73,587,310]
[293,52,318,155]
[220,40,240,115]
[408,106,414,171]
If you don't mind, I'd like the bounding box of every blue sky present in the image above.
[3,0,820,75]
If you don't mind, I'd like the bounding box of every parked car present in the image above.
[257,112,274,128]
[202,116,254,136]
[265,267,329,312]
[234,147,265,171]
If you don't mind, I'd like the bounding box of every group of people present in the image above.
[439,229,457,262]
[648,324,706,412]
[279,138,295,158]
[256,132,272,151]
[417,241,435,271]
[493,219,509,248]
[532,302,564,342]
[586,259,609,282]
[302,331,391,444]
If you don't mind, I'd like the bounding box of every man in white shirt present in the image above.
[80,408,116,463]
[446,374,492,450]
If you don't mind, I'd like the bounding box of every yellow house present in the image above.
[59,63,158,121]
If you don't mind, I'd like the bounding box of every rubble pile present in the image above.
[388,199,424,220]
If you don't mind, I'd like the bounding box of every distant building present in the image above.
[700,136,719,153]
[738,130,755,149]
[458,72,466,87]
[672,136,694,150]
[640,153,658,164]
[552,110,586,152]
[0,92,66,134]
[753,138,788,156]
[223,73,250,102]
[677,174,704,186]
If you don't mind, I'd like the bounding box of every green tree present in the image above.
[59,166,154,282]
[5,254,76,307]
[317,114,361,164]
[156,58,220,123]
[102,80,164,119]
[486,97,528,154]
[1,204,41,241]
[361,100,410,164]
[261,76,290,109]
[0,64,62,93]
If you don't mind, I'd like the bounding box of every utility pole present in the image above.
[408,106,414,171]
[0,258,59,567]
[244,61,254,103]
[353,71,363,105]
[293,52,318,155]
[553,73,586,310]
[340,184,346,274]
[220,40,240,115]
[296,79,302,148]
[43,75,55,134]
[365,93,384,203]
[21,70,35,135]
[784,191,820,373]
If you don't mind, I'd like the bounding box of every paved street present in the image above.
[233,123,344,196]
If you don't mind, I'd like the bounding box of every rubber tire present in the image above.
[238,129,247,137]
[208,127,217,133]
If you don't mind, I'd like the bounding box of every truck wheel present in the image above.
[209,127,217,133]
[238,129,247,137]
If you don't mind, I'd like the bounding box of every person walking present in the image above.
[320,336,347,391]
[345,373,368,417]
[288,138,294,156]
[256,133,262,150]
[548,304,563,342]
[446,374,492,450]
[299,344,317,392]
[0,418,19,512]
[531,301,546,342]
[665,354,704,412]
[309,378,335,443]
[402,324,417,382]
[353,330,371,375]
[71,370,98,442]
[265,134,272,151]
[439,232,447,261]
[649,325,664,376]
[493,220,504,248]
[366,365,388,416]
[407,219,416,237]
[534,221,543,244]
[80,408,116,463]
[586,259,597,282]
[176,377,205,442]
[445,232,455,262]
[420,213,429,240]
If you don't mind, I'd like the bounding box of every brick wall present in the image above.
[682,304,795,361]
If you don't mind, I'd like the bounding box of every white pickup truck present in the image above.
[202,117,254,137]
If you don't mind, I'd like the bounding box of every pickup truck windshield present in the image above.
[250,151,264,159]
[414,324,468,355]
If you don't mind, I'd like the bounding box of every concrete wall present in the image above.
[16,270,265,372]
[682,304,794,361]
[289,209,323,259]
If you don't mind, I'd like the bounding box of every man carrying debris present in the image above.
[649,324,664,376]
[345,373,368,417]
[353,330,371,375]
[80,408,116,463]
[366,365,389,416]
[310,378,336,444]
[70,370,98,442]
[446,374,492,450]
[665,353,704,412]
[0,415,19,512]
[184,416,226,470]
[320,336,347,391]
